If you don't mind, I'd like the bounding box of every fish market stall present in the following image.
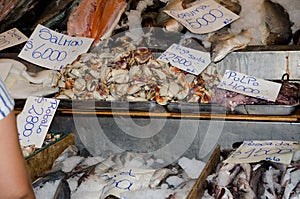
[0,0,300,198]
[9,43,300,161]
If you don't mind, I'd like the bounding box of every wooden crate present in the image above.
[186,145,221,199]
[25,133,74,182]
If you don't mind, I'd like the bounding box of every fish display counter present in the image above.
[6,43,300,160]
[8,56,299,162]
[192,142,300,199]
[29,140,300,198]
[1,0,300,198]
[0,0,299,163]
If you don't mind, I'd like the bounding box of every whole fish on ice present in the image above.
[230,0,293,45]
[210,29,252,62]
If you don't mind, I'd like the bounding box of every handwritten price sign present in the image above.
[164,0,239,34]
[224,140,300,164]
[218,70,282,101]
[0,28,28,51]
[99,168,154,198]
[157,43,210,75]
[17,96,60,148]
[18,24,93,70]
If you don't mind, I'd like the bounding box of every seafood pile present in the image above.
[33,145,206,199]
[203,148,300,199]
[53,43,213,105]
[1,0,300,107]
[53,39,300,110]
[210,81,300,111]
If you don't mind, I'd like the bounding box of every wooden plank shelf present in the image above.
[58,108,300,122]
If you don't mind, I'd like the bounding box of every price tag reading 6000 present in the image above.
[17,96,60,148]
[18,24,93,70]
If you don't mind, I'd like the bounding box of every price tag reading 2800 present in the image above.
[17,96,60,148]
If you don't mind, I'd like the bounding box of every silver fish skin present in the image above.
[240,163,252,182]
[149,168,178,188]
[32,170,66,189]
[53,179,71,199]
[236,178,257,199]
[229,0,293,46]
[156,0,184,32]
[263,0,293,45]
[263,167,281,198]
[51,145,79,171]
[156,0,183,26]
[283,169,300,199]
[210,29,252,63]
[217,163,239,187]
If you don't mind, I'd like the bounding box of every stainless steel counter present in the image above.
[49,111,300,162]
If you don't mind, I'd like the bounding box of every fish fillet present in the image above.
[67,0,97,37]
[91,0,127,44]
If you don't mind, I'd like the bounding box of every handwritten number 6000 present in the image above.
[32,43,67,61]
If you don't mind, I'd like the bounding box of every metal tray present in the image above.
[234,103,299,115]
[166,102,229,114]
[15,99,166,112]
[59,100,166,113]
[166,102,299,116]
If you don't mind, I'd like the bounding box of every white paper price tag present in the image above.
[218,70,282,102]
[164,0,239,34]
[0,28,28,51]
[18,24,94,70]
[224,140,300,165]
[0,63,12,81]
[100,168,155,198]
[157,43,210,75]
[17,96,60,148]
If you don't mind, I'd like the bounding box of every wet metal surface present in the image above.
[49,114,300,161]
[216,47,300,80]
